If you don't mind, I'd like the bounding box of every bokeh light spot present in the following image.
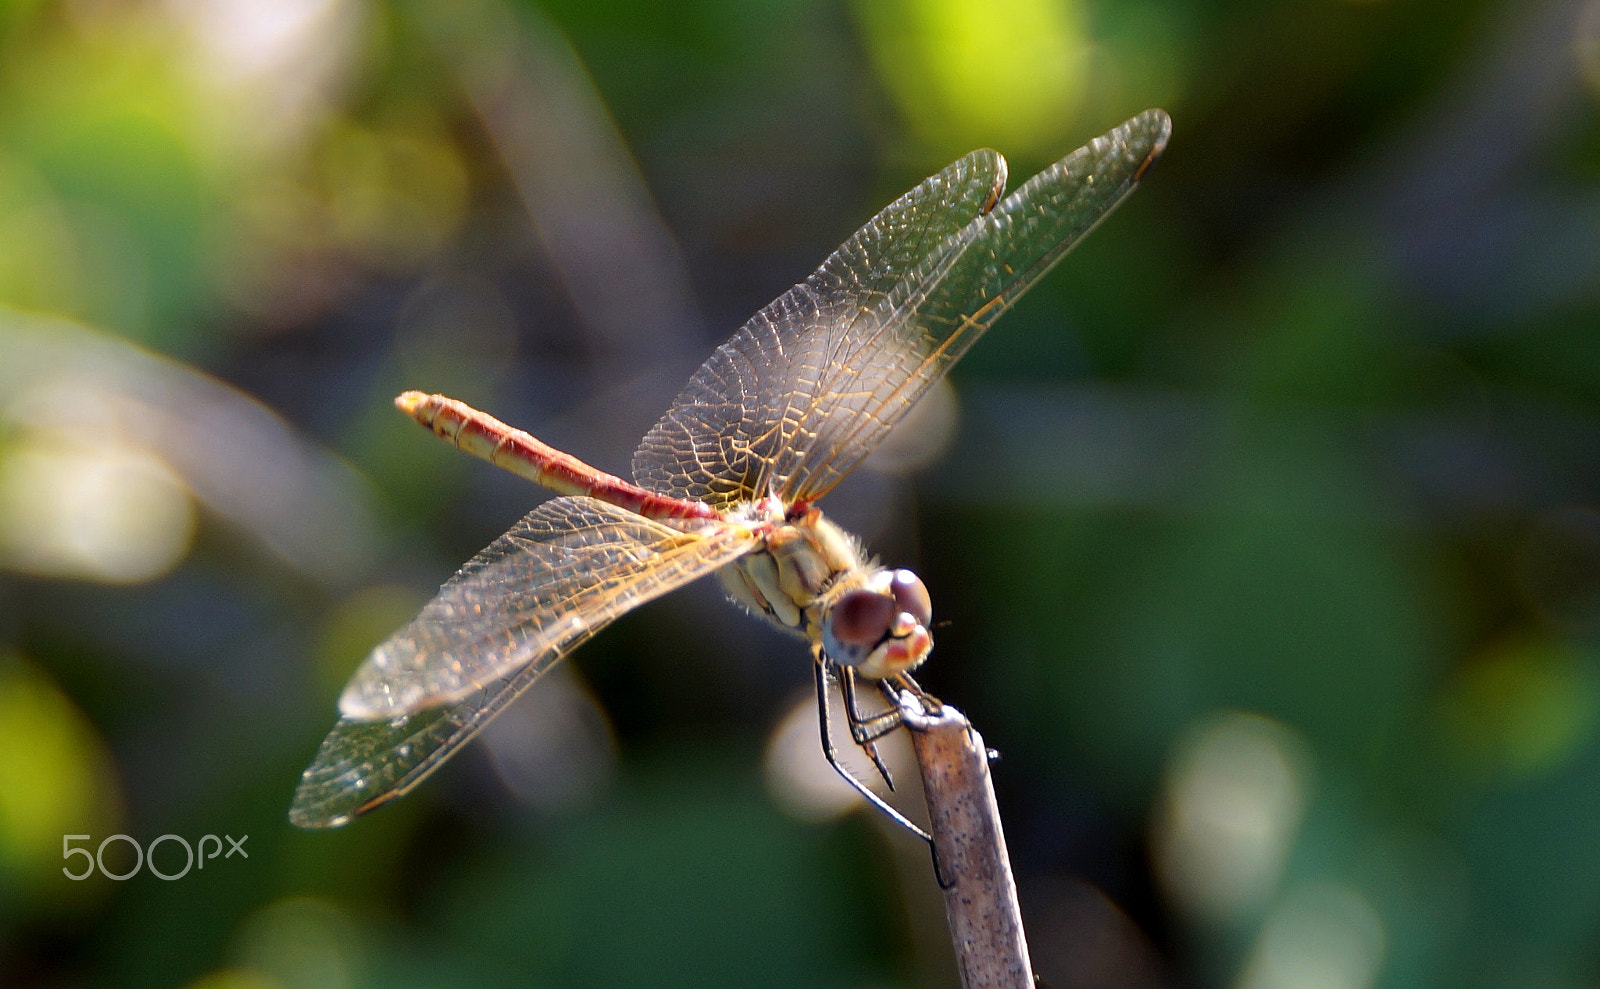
[854,0,1089,155]
[0,654,122,884]
[231,896,364,989]
[1153,711,1312,924]
[764,691,917,824]
[1235,882,1385,989]
[1437,637,1599,780]
[483,667,618,817]
[0,429,195,583]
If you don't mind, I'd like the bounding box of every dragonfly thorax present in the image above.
[719,501,933,680]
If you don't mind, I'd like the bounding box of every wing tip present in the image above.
[288,791,382,830]
[289,763,399,829]
[288,779,357,829]
[1127,109,1172,183]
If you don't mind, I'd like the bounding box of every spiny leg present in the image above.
[818,660,955,883]
[835,664,902,789]
[813,656,932,844]
[839,665,909,742]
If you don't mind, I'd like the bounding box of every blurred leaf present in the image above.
[854,0,1089,156]
[1437,637,1600,780]
[0,653,122,897]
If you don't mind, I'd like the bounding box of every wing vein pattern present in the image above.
[633,109,1170,507]
[290,496,757,827]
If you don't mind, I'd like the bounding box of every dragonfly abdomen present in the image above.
[396,392,718,522]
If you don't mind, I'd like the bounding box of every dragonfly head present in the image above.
[822,568,932,678]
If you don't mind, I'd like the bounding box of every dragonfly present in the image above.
[290,108,1170,832]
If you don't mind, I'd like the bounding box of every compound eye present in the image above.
[889,570,931,627]
[829,589,895,649]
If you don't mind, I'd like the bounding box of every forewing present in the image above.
[289,496,757,828]
[632,148,1008,507]
[634,109,1170,507]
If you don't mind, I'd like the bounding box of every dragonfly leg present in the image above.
[813,657,932,845]
[838,666,908,743]
[871,671,956,889]
[836,665,905,790]
[882,671,943,713]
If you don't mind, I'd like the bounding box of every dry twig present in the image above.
[898,692,1034,989]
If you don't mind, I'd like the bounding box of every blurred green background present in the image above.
[2,0,1598,986]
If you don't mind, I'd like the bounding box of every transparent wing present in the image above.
[289,496,757,828]
[633,109,1170,507]
[291,696,496,828]
[631,147,1008,506]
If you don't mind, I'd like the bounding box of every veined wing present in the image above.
[290,496,758,828]
[632,147,1008,507]
[291,690,495,827]
[633,109,1170,508]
